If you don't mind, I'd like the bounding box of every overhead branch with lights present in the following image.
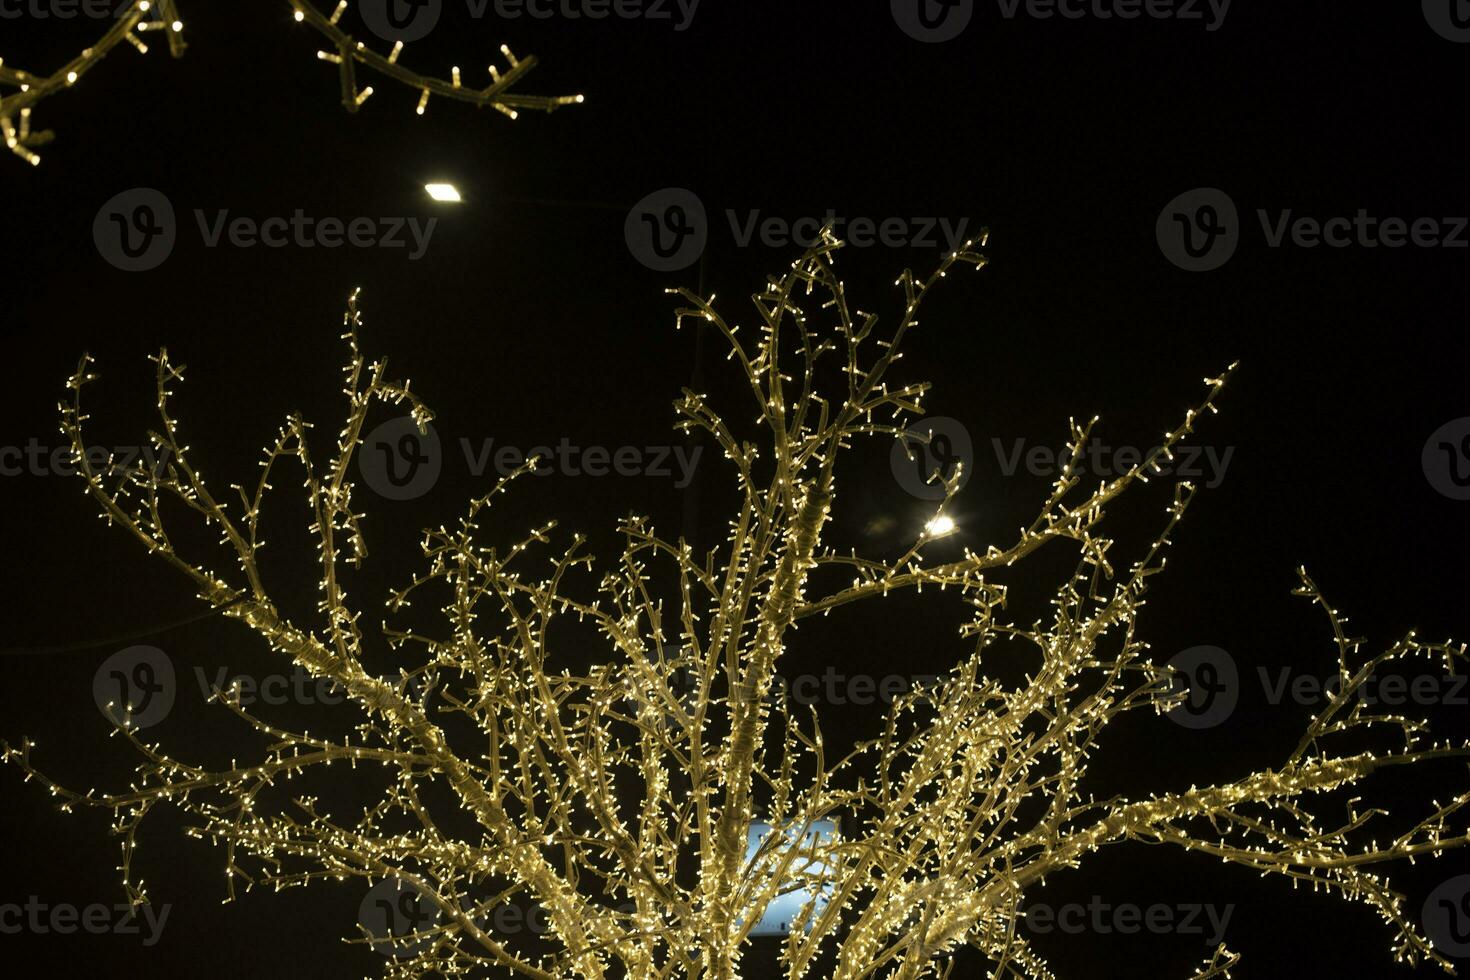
[0,0,185,166]
[0,0,582,166]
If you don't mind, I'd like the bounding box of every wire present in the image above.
[0,595,249,657]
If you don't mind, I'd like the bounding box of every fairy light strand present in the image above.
[1,1,581,166]
[5,231,1468,978]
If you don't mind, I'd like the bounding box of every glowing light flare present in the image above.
[424,183,462,203]
[924,514,957,537]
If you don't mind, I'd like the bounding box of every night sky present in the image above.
[2,1,1469,976]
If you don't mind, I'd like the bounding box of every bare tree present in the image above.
[8,232,1469,978]
[1,0,580,165]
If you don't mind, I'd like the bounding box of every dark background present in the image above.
[1,1,1468,976]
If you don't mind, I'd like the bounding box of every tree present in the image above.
[7,231,1469,978]
[0,0,580,165]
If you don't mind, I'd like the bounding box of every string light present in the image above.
[923,514,956,538]
[0,0,583,166]
[5,230,1468,977]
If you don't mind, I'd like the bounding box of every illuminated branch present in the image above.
[0,0,581,166]
[293,0,583,118]
[7,232,1468,978]
[0,1,185,165]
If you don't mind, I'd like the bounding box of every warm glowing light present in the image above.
[14,227,1454,980]
[925,514,957,537]
[424,183,462,203]
[4,1,580,167]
